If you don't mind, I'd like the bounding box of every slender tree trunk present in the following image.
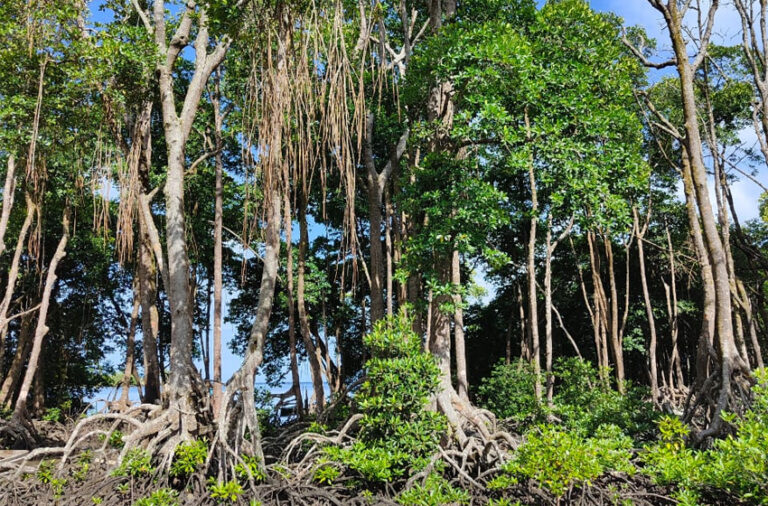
[544,218,554,405]
[635,207,659,402]
[13,211,69,419]
[298,189,325,413]
[680,154,716,392]
[0,194,35,354]
[150,0,231,428]
[0,155,17,256]
[452,249,468,401]
[118,277,141,409]
[658,0,748,439]
[524,108,541,401]
[366,172,385,323]
[542,215,573,404]
[604,235,625,391]
[0,309,34,408]
[211,72,225,417]
[138,215,162,404]
[738,280,764,369]
[385,191,394,318]
[517,281,529,362]
[215,185,282,463]
[587,232,610,382]
[31,366,44,417]
[283,188,303,417]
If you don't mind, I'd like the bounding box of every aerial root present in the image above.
[681,354,755,447]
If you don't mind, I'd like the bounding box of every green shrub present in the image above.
[313,462,341,485]
[42,407,62,423]
[477,358,655,436]
[397,473,470,505]
[134,488,179,506]
[641,416,701,487]
[112,448,153,478]
[642,370,768,504]
[98,429,124,448]
[476,360,542,423]
[36,459,55,484]
[72,451,93,482]
[170,438,208,477]
[234,454,267,483]
[489,424,634,497]
[552,357,656,435]
[208,478,243,503]
[322,310,446,484]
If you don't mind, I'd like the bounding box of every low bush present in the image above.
[477,357,656,436]
[476,359,542,423]
[169,438,208,477]
[134,488,179,506]
[111,448,153,478]
[489,423,634,497]
[322,310,446,485]
[397,473,470,505]
[641,369,768,504]
[552,357,656,436]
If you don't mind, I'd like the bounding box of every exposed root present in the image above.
[683,357,755,446]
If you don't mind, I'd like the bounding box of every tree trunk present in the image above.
[211,71,225,417]
[0,309,35,408]
[604,235,625,392]
[542,215,573,404]
[0,155,17,256]
[151,0,231,430]
[138,216,162,404]
[587,231,610,382]
[0,194,35,354]
[658,0,749,440]
[385,191,394,318]
[452,249,468,401]
[544,218,554,406]
[215,185,282,464]
[283,187,304,417]
[366,172,385,323]
[13,211,69,419]
[634,207,659,402]
[298,189,325,413]
[524,108,541,401]
[118,277,141,409]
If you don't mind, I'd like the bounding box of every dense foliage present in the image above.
[0,0,767,504]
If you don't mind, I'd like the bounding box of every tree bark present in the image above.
[363,113,409,324]
[524,108,542,401]
[138,207,162,404]
[118,277,141,409]
[604,235,625,392]
[544,215,573,405]
[211,71,225,417]
[0,309,35,408]
[0,194,35,355]
[283,186,304,417]
[0,155,17,256]
[634,207,659,402]
[148,1,230,421]
[13,210,69,419]
[653,0,749,439]
[681,153,716,391]
[451,249,468,401]
[298,188,325,413]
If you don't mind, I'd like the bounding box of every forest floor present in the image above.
[0,416,745,506]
